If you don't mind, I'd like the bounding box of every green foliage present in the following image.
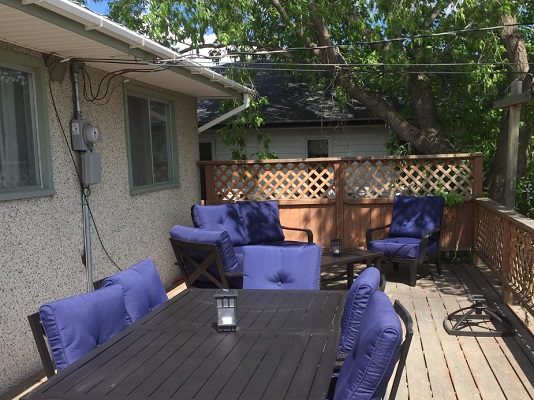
[434,187,465,208]
[385,133,412,155]
[516,155,534,218]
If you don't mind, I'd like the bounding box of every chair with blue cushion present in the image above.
[242,243,321,290]
[333,292,413,400]
[366,195,445,286]
[28,285,129,375]
[102,259,168,323]
[338,266,381,358]
[170,225,243,289]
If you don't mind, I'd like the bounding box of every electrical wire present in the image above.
[46,57,121,272]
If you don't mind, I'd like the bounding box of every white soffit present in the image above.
[0,1,252,99]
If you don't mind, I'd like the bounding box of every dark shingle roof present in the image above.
[198,63,381,126]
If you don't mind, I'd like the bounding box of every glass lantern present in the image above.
[331,238,342,257]
[214,289,238,332]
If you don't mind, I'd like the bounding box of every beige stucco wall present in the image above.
[0,42,200,395]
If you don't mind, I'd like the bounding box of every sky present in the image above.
[86,0,108,14]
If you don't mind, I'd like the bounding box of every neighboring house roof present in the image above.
[198,63,382,127]
[0,0,252,99]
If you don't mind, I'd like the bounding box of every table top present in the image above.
[25,289,345,400]
[321,247,384,267]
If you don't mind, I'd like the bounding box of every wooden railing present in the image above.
[200,153,484,252]
[474,198,534,309]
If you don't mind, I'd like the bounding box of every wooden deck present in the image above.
[324,263,534,400]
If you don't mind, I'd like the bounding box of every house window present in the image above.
[126,88,178,193]
[307,139,329,157]
[0,51,53,201]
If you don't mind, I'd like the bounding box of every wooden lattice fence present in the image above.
[474,198,534,310]
[201,153,483,251]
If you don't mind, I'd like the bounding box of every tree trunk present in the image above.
[486,15,532,202]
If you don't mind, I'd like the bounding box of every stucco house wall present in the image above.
[0,41,200,394]
[200,125,388,160]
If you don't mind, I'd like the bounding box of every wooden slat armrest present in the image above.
[365,224,391,246]
[224,272,243,278]
[281,225,314,243]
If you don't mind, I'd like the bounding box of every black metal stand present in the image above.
[443,294,514,337]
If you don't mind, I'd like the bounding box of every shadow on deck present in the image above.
[323,263,534,399]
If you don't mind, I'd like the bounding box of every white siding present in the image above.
[200,125,388,160]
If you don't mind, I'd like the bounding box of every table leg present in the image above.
[347,263,354,289]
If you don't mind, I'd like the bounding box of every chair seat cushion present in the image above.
[242,243,321,290]
[368,237,438,259]
[339,267,381,354]
[191,203,248,245]
[39,285,129,371]
[103,259,167,323]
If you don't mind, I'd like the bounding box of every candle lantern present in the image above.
[331,238,342,257]
[214,289,238,332]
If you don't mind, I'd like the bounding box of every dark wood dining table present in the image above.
[24,288,345,400]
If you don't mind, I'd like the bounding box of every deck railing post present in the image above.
[501,220,514,305]
[334,161,345,244]
[472,154,484,198]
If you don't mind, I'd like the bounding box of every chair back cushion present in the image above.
[39,285,129,371]
[242,243,321,290]
[389,196,445,238]
[170,225,242,275]
[339,267,381,354]
[334,291,402,400]
[103,259,167,323]
[191,203,248,245]
[239,201,285,244]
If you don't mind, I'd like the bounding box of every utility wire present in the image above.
[46,57,121,272]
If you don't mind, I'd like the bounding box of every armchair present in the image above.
[366,196,445,286]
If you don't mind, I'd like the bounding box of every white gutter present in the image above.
[20,0,255,97]
[198,94,251,133]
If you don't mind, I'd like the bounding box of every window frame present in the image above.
[124,84,179,195]
[0,49,54,201]
[306,138,331,158]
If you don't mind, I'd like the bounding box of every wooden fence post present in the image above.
[472,154,484,198]
[334,161,345,244]
[501,220,514,305]
[204,164,216,204]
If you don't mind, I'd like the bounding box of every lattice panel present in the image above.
[344,158,474,199]
[474,206,504,272]
[508,226,534,308]
[213,162,335,201]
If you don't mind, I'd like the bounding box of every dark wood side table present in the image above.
[321,248,384,289]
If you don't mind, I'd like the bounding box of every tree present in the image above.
[97,0,533,209]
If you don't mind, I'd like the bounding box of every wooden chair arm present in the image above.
[365,224,391,246]
[418,227,443,261]
[281,226,314,243]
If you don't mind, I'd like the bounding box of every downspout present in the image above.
[198,94,250,134]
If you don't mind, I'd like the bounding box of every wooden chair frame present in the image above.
[27,312,56,378]
[388,300,414,400]
[170,237,242,289]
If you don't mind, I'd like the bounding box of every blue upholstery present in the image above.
[389,196,445,239]
[103,259,167,323]
[170,225,241,274]
[191,201,285,246]
[242,243,321,290]
[239,200,285,243]
[334,291,402,400]
[39,285,129,371]
[368,236,439,259]
[191,203,248,245]
[339,267,381,354]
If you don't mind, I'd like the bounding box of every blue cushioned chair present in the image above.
[32,285,129,373]
[366,196,445,286]
[102,259,168,323]
[170,225,243,289]
[338,266,381,356]
[242,243,321,290]
[333,292,413,400]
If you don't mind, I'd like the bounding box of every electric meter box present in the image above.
[71,118,89,151]
[81,151,102,185]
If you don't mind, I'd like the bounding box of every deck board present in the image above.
[324,262,534,400]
